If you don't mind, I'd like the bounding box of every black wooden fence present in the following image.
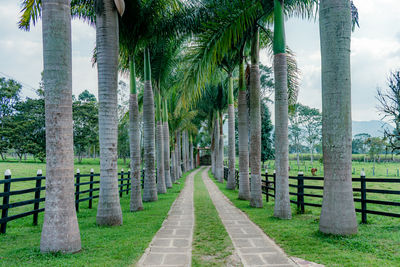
[223,166,400,223]
[0,169,145,234]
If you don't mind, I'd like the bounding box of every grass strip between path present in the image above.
[0,170,192,267]
[208,169,400,267]
[192,168,235,267]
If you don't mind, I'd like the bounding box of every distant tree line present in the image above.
[0,77,134,163]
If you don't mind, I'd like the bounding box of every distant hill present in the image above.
[352,120,394,137]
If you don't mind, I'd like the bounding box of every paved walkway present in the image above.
[137,168,200,267]
[137,167,322,267]
[201,167,323,267]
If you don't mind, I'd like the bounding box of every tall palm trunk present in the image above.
[249,28,263,207]
[218,115,224,182]
[211,121,216,174]
[171,146,176,183]
[319,0,357,235]
[163,99,172,188]
[177,131,182,178]
[186,131,190,170]
[156,93,166,194]
[227,75,236,189]
[96,0,123,225]
[40,0,81,252]
[190,136,194,170]
[129,59,143,212]
[175,142,180,178]
[215,112,222,181]
[142,49,157,201]
[181,131,186,172]
[273,0,291,219]
[238,58,250,200]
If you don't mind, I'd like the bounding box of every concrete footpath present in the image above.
[137,168,200,267]
[201,167,323,267]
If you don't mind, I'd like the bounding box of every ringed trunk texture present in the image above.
[319,0,357,235]
[163,122,172,188]
[40,0,81,253]
[249,29,263,208]
[190,141,194,170]
[215,115,221,181]
[143,79,157,201]
[156,121,166,194]
[177,131,182,177]
[129,94,143,211]
[95,0,122,225]
[171,147,176,183]
[227,103,236,189]
[273,53,291,219]
[238,89,250,200]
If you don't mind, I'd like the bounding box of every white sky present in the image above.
[1,0,399,122]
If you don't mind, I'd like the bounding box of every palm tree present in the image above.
[238,58,250,200]
[249,28,263,207]
[163,99,172,188]
[95,0,123,225]
[39,0,81,253]
[319,0,357,235]
[129,58,143,211]
[273,0,291,218]
[156,93,166,194]
[142,48,158,201]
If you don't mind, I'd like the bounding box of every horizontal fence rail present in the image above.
[223,166,400,223]
[0,168,146,234]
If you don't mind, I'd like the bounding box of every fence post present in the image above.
[75,169,80,212]
[1,169,11,234]
[361,171,367,223]
[120,169,124,197]
[265,170,269,202]
[127,169,131,195]
[273,170,276,198]
[33,169,42,225]
[297,172,304,214]
[89,168,94,209]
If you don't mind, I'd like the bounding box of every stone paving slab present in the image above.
[136,168,200,267]
[201,167,324,267]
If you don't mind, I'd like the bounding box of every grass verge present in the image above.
[192,168,235,267]
[0,170,191,267]
[208,169,400,267]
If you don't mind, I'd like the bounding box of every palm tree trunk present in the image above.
[181,131,186,172]
[171,146,175,183]
[211,121,216,174]
[163,122,172,188]
[273,0,291,219]
[215,112,221,181]
[95,0,123,225]
[163,99,172,188]
[156,93,166,194]
[238,59,250,200]
[319,0,357,235]
[177,130,182,177]
[190,136,194,170]
[40,0,81,252]
[175,143,180,179]
[249,28,263,207]
[227,75,236,190]
[218,115,224,182]
[143,49,158,202]
[129,59,143,212]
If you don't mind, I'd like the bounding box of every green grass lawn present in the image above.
[192,168,235,267]
[0,169,191,267]
[210,170,400,267]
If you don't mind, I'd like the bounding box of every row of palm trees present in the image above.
[186,0,358,233]
[22,0,359,254]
